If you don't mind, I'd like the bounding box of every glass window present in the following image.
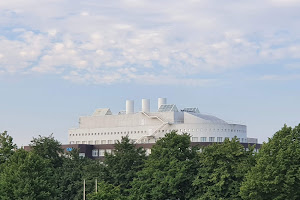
[108,140,113,144]
[79,153,85,158]
[217,137,223,142]
[95,140,99,144]
[101,140,106,144]
[82,141,86,144]
[200,137,207,142]
[99,150,105,156]
[106,149,112,154]
[92,149,98,157]
[209,137,215,142]
[192,137,198,142]
[88,140,93,144]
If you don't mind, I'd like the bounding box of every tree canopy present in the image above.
[0,149,57,200]
[240,124,300,200]
[0,131,17,164]
[131,131,199,200]
[193,137,256,200]
[101,136,146,196]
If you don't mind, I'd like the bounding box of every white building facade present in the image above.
[68,98,253,146]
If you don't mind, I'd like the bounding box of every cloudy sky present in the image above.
[0,0,300,147]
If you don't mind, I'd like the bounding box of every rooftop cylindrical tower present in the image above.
[126,100,134,114]
[142,99,150,112]
[158,98,167,110]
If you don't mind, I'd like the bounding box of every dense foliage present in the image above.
[240,124,300,200]
[193,137,256,200]
[131,132,199,200]
[102,136,146,196]
[0,125,299,199]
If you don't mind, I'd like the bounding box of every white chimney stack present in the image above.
[126,100,134,114]
[142,99,150,112]
[158,98,167,110]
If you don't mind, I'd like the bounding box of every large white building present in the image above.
[68,98,256,146]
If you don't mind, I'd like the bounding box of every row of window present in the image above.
[70,130,147,137]
[92,149,113,157]
[70,139,138,145]
[92,148,152,157]
[70,128,246,137]
[70,137,247,145]
[180,128,245,133]
[191,137,246,143]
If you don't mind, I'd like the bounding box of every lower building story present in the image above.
[60,141,261,160]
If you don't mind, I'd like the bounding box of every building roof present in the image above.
[188,112,227,124]
[92,108,112,116]
[158,104,178,112]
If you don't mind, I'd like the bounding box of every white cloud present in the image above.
[0,0,300,85]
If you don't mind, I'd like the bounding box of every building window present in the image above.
[145,148,151,156]
[114,140,118,144]
[99,150,105,156]
[79,153,85,158]
[108,140,113,144]
[88,140,93,144]
[209,137,215,142]
[82,141,86,144]
[200,137,207,142]
[92,149,98,157]
[95,140,99,144]
[217,137,223,142]
[101,140,106,144]
[106,149,112,154]
[76,141,80,144]
[192,137,198,142]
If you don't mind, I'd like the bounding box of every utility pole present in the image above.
[95,178,98,193]
[83,179,86,200]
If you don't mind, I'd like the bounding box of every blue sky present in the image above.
[0,0,300,147]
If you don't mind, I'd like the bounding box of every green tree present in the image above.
[88,181,123,200]
[102,136,146,196]
[240,124,300,200]
[30,134,64,168]
[193,137,256,200]
[56,148,104,200]
[0,149,57,200]
[0,131,17,165]
[131,131,199,200]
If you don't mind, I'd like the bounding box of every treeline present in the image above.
[0,124,299,200]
